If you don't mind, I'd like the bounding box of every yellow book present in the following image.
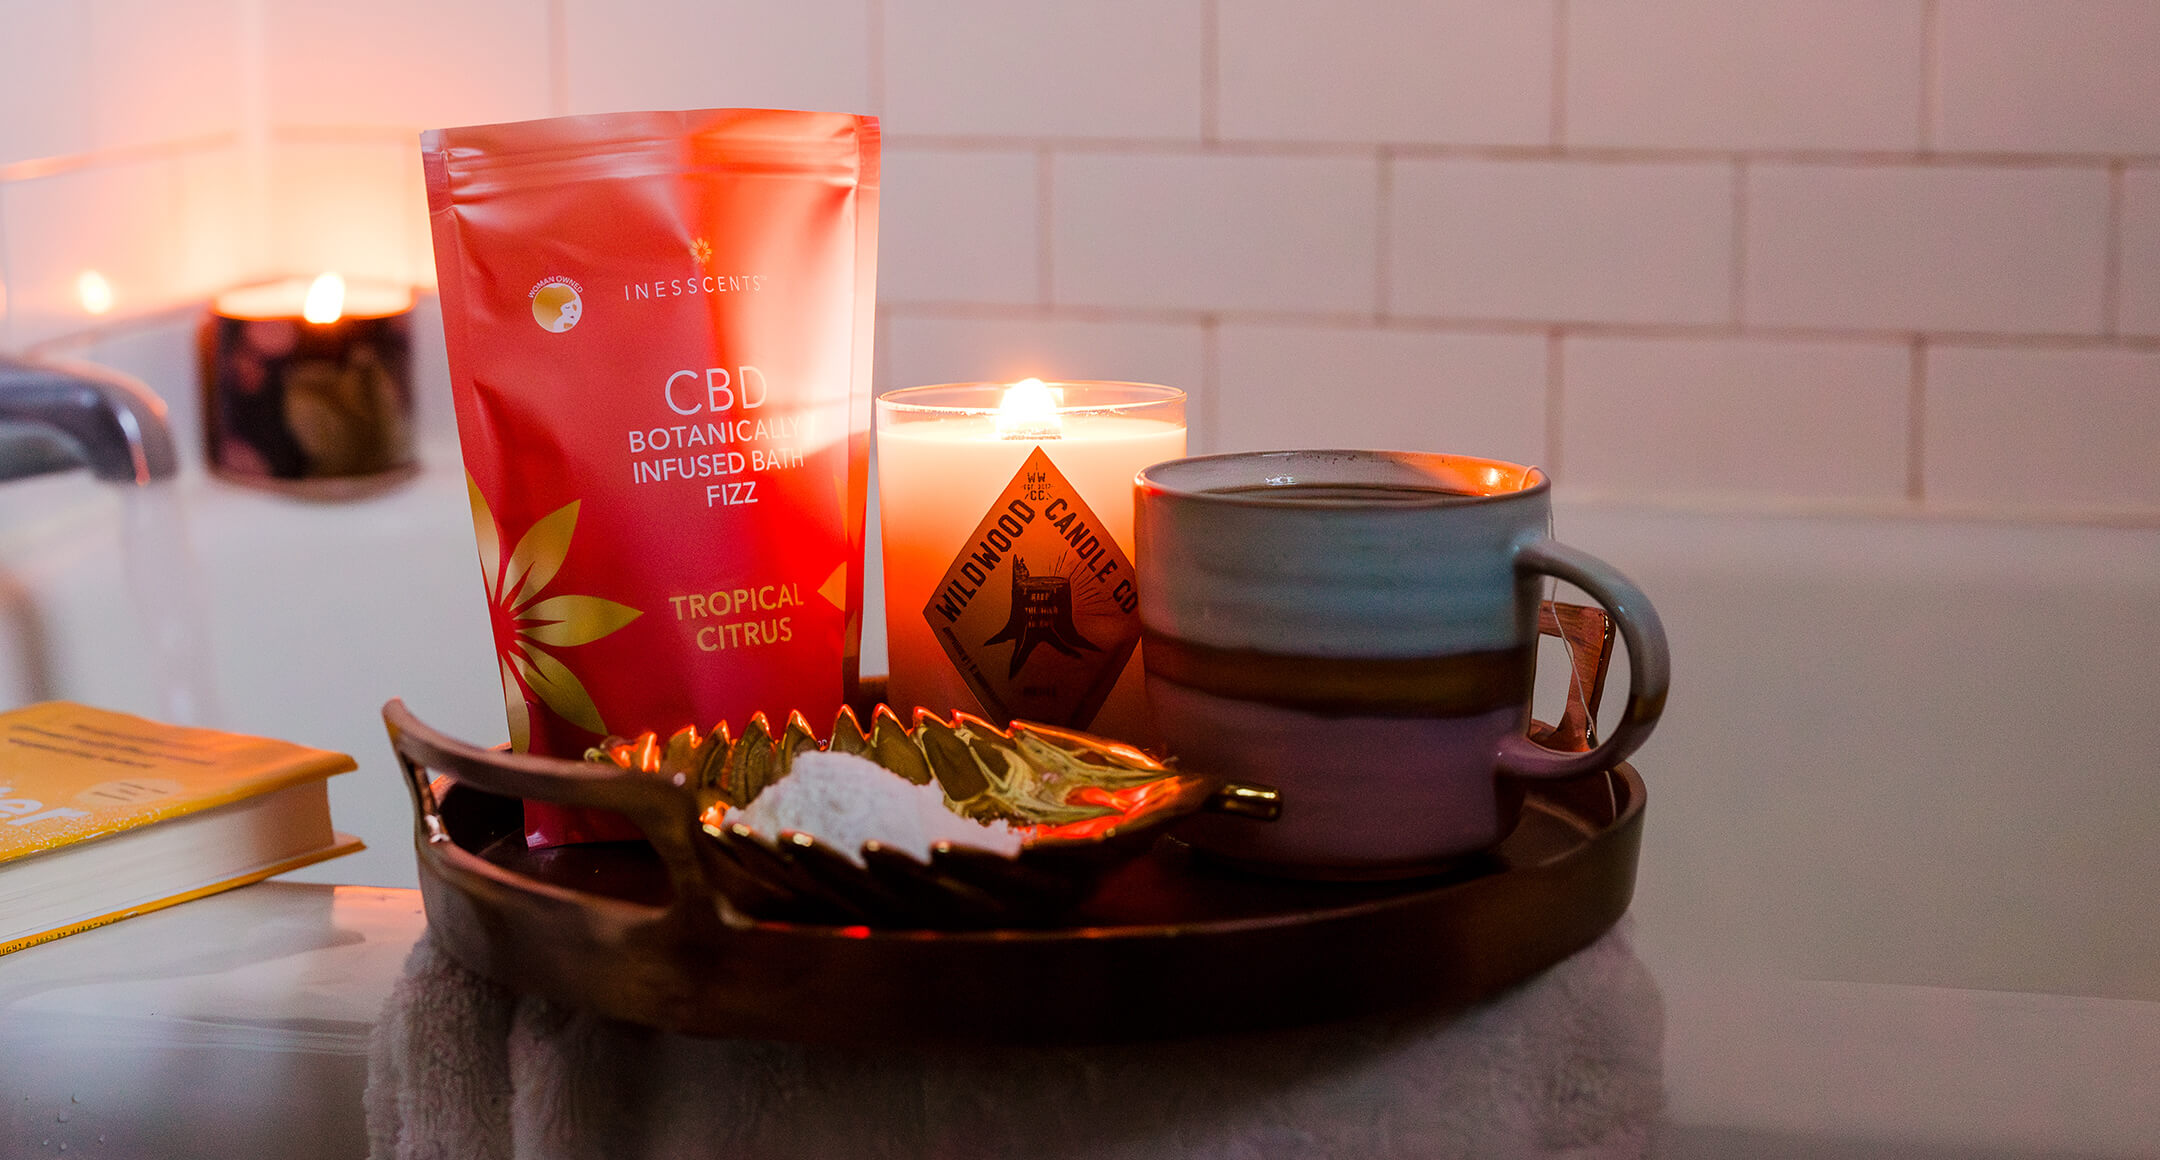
[0,701,361,956]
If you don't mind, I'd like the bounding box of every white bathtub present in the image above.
[0,450,502,889]
[0,309,517,888]
[1,311,2156,1154]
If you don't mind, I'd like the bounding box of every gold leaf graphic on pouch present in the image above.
[467,475,642,748]
[520,595,643,648]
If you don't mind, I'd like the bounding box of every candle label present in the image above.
[924,447,1140,731]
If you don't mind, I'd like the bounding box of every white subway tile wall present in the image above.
[1936,0,2160,155]
[1390,158,1733,326]
[2121,169,2160,338]
[172,147,257,302]
[0,4,92,167]
[268,142,429,288]
[1925,346,2160,511]
[3,158,206,342]
[262,0,552,292]
[1217,0,1553,146]
[885,0,1205,139]
[1215,325,1548,464]
[90,0,246,153]
[1052,152,1378,314]
[0,0,2154,519]
[1561,335,1911,502]
[266,0,551,131]
[1565,0,1926,152]
[883,316,1208,400]
[1746,163,2112,335]
[563,0,873,116]
[879,148,1040,306]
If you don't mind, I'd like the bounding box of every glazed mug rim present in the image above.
[1136,448,1549,510]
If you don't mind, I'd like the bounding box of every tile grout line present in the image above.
[1200,0,1219,145]
[239,0,270,279]
[401,147,426,287]
[271,125,468,144]
[875,301,2160,351]
[878,133,2152,170]
[2102,161,2125,337]
[547,0,570,116]
[873,308,892,392]
[1375,147,1393,322]
[1548,490,2160,530]
[1731,159,1749,327]
[1908,337,1928,502]
[0,184,11,349]
[878,132,2153,169]
[867,0,887,118]
[1546,328,1566,476]
[1199,314,1221,454]
[1550,0,1569,147]
[1919,0,1941,152]
[1037,147,1055,307]
[0,134,245,185]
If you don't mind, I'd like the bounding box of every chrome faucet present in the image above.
[0,356,179,484]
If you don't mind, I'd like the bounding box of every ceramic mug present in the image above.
[1136,449,1669,878]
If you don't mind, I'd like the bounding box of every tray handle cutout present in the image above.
[384,698,721,930]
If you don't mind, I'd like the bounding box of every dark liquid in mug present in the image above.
[1207,481,1486,505]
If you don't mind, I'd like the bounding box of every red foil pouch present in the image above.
[422,109,879,847]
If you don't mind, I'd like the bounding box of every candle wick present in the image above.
[994,378,1065,439]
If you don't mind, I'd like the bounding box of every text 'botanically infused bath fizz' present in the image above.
[423,109,879,847]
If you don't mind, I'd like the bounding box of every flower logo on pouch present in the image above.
[530,277,585,333]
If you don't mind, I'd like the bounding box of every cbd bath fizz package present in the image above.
[423,109,879,847]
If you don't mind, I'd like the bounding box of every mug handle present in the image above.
[1496,538,1670,780]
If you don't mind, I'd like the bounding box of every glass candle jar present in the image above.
[876,380,1185,744]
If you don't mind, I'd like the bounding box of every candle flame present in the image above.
[76,270,115,315]
[302,272,346,324]
[995,377,1064,439]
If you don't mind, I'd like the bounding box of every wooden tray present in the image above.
[387,603,1642,1044]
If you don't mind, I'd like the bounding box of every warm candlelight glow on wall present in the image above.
[76,271,115,315]
[302,273,347,325]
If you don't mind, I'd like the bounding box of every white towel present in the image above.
[366,922,1662,1160]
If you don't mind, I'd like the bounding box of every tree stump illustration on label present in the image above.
[984,558,1101,676]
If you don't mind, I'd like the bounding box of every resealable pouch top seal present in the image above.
[423,109,879,847]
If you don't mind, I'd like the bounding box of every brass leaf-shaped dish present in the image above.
[588,706,1278,929]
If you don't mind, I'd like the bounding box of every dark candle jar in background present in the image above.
[200,275,418,496]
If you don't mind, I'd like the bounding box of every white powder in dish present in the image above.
[722,750,1022,866]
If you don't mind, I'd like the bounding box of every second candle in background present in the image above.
[876,381,1185,745]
